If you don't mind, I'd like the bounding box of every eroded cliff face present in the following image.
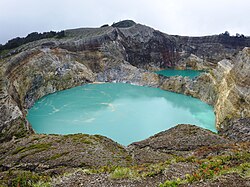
[0,22,249,142]
[0,48,98,141]
[0,39,162,142]
[214,48,250,128]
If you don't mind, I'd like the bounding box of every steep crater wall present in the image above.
[0,23,249,142]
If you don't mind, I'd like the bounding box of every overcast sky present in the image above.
[0,0,249,44]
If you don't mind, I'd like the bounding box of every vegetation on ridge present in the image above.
[0,30,65,53]
[3,149,246,187]
[111,20,136,28]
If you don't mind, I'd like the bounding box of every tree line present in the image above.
[0,30,65,52]
[219,31,245,38]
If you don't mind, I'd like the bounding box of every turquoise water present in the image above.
[27,83,215,145]
[156,69,204,78]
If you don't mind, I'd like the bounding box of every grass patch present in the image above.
[48,152,69,160]
[141,162,166,178]
[220,162,250,178]
[12,146,26,155]
[90,161,169,180]
[12,143,52,155]
[32,136,41,141]
[159,178,184,187]
[93,134,105,140]
[77,151,250,185]
[0,49,10,57]
[66,134,95,145]
[14,124,27,139]
[159,152,250,186]
[1,170,51,187]
[110,167,139,179]
[80,138,94,145]
[33,181,51,187]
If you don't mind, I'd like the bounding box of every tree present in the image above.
[56,31,65,38]
[223,31,230,36]
[240,34,245,38]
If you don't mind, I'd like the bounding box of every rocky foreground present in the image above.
[0,20,250,186]
[0,125,249,186]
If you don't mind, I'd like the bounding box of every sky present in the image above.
[0,0,249,44]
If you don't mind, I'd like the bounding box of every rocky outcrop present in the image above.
[0,48,98,141]
[112,20,136,28]
[0,134,131,173]
[214,48,250,128]
[117,25,250,70]
[128,124,231,164]
[159,73,217,105]
[219,118,250,142]
[2,124,249,187]
[130,124,230,151]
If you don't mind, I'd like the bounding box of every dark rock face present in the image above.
[118,27,179,69]
[219,118,250,142]
[24,74,43,108]
[116,25,250,70]
[130,124,231,152]
[62,23,250,71]
[176,35,250,63]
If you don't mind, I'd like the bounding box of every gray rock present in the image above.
[129,124,231,152]
[219,118,250,142]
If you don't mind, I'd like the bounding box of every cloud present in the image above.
[0,0,249,44]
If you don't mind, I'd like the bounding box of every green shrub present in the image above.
[159,178,183,187]
[112,20,136,28]
[12,143,52,155]
[9,171,51,187]
[110,167,138,179]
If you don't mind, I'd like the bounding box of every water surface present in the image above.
[156,69,204,78]
[27,83,215,145]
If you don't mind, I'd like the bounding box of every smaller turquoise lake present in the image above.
[27,83,216,145]
[156,69,204,78]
